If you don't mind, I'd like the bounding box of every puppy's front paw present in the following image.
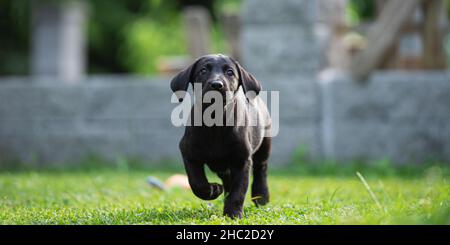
[223,208,243,219]
[191,183,223,200]
[209,183,224,199]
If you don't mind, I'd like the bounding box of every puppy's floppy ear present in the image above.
[231,59,261,99]
[170,58,200,102]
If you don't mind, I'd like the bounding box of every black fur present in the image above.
[170,54,272,218]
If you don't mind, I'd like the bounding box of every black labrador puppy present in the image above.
[170,54,272,218]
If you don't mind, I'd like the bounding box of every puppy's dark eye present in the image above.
[199,68,208,75]
[226,69,235,77]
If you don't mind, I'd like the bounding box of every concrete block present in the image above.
[242,0,317,25]
[241,25,320,76]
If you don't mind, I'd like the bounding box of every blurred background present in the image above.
[0,0,242,76]
[2,0,448,76]
[2,1,450,225]
[0,0,450,168]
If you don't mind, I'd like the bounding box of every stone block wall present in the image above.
[319,71,450,164]
[0,76,183,166]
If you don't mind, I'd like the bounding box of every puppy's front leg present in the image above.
[223,160,251,219]
[183,158,223,200]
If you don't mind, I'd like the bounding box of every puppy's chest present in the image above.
[191,133,247,162]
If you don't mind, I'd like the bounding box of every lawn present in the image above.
[0,164,449,225]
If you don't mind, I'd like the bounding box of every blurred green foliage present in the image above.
[0,0,30,75]
[81,0,240,74]
[346,0,376,25]
[119,16,187,74]
[88,0,220,74]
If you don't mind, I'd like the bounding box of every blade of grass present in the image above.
[329,187,340,203]
[356,171,384,212]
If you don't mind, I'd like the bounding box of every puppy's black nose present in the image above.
[210,80,224,90]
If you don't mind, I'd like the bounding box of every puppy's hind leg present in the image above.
[251,137,271,206]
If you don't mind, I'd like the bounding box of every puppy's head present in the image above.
[170,54,261,102]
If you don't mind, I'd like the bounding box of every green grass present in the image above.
[0,164,449,225]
